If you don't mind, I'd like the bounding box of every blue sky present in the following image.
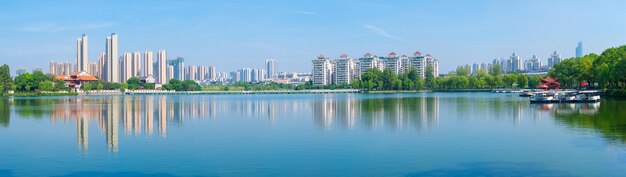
[2,0,626,73]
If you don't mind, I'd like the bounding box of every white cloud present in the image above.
[16,22,114,32]
[363,24,405,41]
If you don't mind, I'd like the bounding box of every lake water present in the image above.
[1,93,625,177]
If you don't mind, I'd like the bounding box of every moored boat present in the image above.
[555,91,577,103]
[575,90,601,103]
[530,92,554,103]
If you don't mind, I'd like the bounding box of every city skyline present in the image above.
[2,1,626,73]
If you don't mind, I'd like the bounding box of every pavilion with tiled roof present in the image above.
[536,76,560,90]
[55,71,99,90]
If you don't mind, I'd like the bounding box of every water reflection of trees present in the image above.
[550,99,626,144]
[0,98,9,127]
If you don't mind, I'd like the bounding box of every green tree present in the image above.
[392,79,402,90]
[39,81,54,91]
[126,77,141,90]
[168,79,183,91]
[503,74,517,88]
[97,83,104,90]
[181,80,201,91]
[456,66,470,77]
[144,83,155,89]
[527,75,544,88]
[488,64,503,76]
[402,78,414,90]
[14,72,33,91]
[517,74,529,88]
[30,71,48,90]
[406,67,420,82]
[120,83,128,91]
[381,68,397,90]
[425,65,435,89]
[54,80,67,91]
[415,78,425,90]
[0,64,12,92]
[82,82,93,91]
[360,68,383,91]
[350,79,361,89]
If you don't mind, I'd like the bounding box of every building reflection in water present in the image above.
[47,96,213,152]
[314,95,440,131]
[38,95,443,152]
[7,94,624,151]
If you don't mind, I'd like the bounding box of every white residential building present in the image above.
[357,53,383,78]
[333,54,356,85]
[312,55,334,85]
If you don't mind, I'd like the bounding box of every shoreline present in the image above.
[4,89,623,97]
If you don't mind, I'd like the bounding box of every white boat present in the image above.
[555,91,577,103]
[575,90,601,103]
[530,92,555,103]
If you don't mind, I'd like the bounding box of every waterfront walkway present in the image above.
[124,89,361,95]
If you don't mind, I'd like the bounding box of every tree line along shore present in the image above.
[2,45,626,97]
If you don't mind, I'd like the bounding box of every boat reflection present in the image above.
[531,99,626,144]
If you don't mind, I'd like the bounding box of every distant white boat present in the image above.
[530,92,555,103]
[575,90,601,103]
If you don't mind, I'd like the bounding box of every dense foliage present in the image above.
[162,79,202,91]
[548,45,626,89]
[351,66,531,91]
[0,64,13,92]
[12,71,64,92]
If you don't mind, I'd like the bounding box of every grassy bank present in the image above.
[2,92,79,97]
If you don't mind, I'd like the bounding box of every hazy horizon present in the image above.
[2,0,626,73]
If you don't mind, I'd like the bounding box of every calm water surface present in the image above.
[1,93,625,177]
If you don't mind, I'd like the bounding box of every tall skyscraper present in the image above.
[105,33,119,83]
[471,63,479,75]
[251,68,260,82]
[198,66,208,81]
[143,51,154,77]
[157,49,167,84]
[187,65,197,81]
[76,34,88,72]
[168,57,185,80]
[166,65,174,82]
[510,52,522,72]
[208,66,217,81]
[265,59,277,79]
[576,42,583,57]
[132,52,141,77]
[121,53,132,82]
[239,68,252,82]
[524,55,542,71]
[548,51,562,68]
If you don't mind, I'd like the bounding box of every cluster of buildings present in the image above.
[456,42,584,75]
[311,51,439,85]
[48,33,299,87]
[460,51,563,75]
[49,33,224,86]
